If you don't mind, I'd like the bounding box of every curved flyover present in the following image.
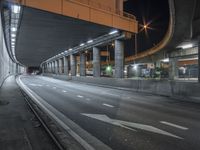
[125,0,199,63]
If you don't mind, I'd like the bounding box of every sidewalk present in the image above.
[0,76,58,150]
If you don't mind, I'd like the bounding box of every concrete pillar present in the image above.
[53,62,55,74]
[63,56,69,75]
[115,40,124,78]
[70,54,76,76]
[198,36,200,83]
[93,47,101,77]
[51,62,53,73]
[80,52,86,76]
[59,59,63,74]
[169,58,178,80]
[16,64,19,74]
[55,60,59,74]
[47,63,50,73]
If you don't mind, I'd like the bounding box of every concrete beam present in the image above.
[80,52,86,76]
[93,47,101,77]
[115,40,124,78]
[70,54,76,76]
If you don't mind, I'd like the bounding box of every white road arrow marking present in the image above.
[160,121,188,130]
[81,113,183,139]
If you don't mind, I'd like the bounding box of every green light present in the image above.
[106,66,112,72]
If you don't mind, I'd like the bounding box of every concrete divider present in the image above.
[42,73,200,103]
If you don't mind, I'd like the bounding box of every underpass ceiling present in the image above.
[16,7,112,67]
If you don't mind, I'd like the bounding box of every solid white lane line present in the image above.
[77,95,84,98]
[160,121,189,130]
[102,103,114,108]
[62,90,67,93]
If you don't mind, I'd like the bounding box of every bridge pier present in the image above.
[63,56,69,75]
[70,54,77,76]
[169,58,178,80]
[55,60,58,74]
[198,36,200,83]
[80,52,86,76]
[115,40,124,78]
[93,47,101,77]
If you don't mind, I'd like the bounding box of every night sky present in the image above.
[124,0,169,56]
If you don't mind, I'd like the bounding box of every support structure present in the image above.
[63,56,69,75]
[55,60,59,74]
[59,59,63,74]
[115,40,124,78]
[198,36,200,83]
[53,61,56,74]
[93,47,100,77]
[169,58,178,80]
[70,54,76,76]
[80,52,86,76]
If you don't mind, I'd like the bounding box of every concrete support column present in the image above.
[70,54,76,76]
[198,36,200,83]
[51,62,53,73]
[53,62,55,74]
[80,52,86,76]
[47,63,50,73]
[115,40,124,78]
[55,60,59,74]
[63,56,69,75]
[16,64,19,74]
[59,59,62,74]
[169,58,178,80]
[93,47,101,77]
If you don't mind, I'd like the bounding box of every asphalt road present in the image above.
[19,75,200,150]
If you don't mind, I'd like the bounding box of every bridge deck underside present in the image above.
[16,7,112,66]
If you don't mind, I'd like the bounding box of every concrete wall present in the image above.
[0,12,20,87]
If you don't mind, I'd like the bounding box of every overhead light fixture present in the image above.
[87,40,93,43]
[11,27,17,32]
[11,42,15,45]
[69,48,72,51]
[181,44,193,49]
[12,5,21,14]
[11,39,15,42]
[65,50,68,53]
[161,58,169,62]
[80,43,85,46]
[109,30,118,35]
[11,34,16,37]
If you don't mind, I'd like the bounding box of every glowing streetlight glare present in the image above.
[144,25,147,29]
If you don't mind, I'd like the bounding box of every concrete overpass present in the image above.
[126,0,200,63]
[1,1,200,150]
